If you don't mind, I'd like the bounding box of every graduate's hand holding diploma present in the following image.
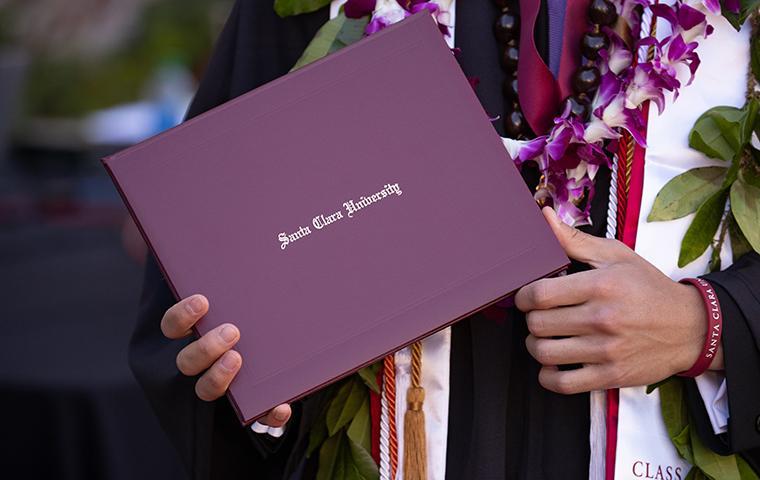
[516,207,724,395]
[160,295,291,428]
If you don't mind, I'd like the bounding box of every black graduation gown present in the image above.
[128,0,760,478]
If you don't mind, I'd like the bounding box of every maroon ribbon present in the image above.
[517,0,592,134]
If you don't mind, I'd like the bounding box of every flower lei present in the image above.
[503,0,728,227]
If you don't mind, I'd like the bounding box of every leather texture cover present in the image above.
[103,12,569,425]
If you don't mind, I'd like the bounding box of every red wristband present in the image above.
[677,278,723,378]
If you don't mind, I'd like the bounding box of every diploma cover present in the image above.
[103,12,569,425]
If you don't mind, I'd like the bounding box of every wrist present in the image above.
[676,278,724,376]
[673,282,708,374]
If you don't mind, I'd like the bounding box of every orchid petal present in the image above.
[584,117,621,143]
[595,71,623,110]
[701,0,721,14]
[516,135,548,163]
[650,4,678,26]
[678,4,707,30]
[546,125,574,161]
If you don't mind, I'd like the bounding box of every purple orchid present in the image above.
[401,0,453,36]
[363,0,452,36]
[651,2,712,42]
[536,171,596,226]
[514,135,548,166]
[365,0,408,34]
[587,93,647,146]
[600,29,633,75]
[665,34,700,85]
[625,65,667,112]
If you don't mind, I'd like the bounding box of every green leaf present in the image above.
[689,105,756,162]
[308,414,329,458]
[325,380,353,434]
[659,377,691,454]
[326,378,366,436]
[646,377,673,394]
[306,383,338,457]
[347,434,380,480]
[742,161,760,189]
[729,213,754,262]
[274,0,331,17]
[317,433,344,480]
[723,157,742,191]
[737,455,760,480]
[334,14,369,48]
[648,167,727,221]
[346,398,372,451]
[730,178,760,253]
[291,13,368,71]
[721,0,760,30]
[752,34,760,88]
[657,377,759,480]
[357,362,381,394]
[678,189,729,267]
[673,424,695,466]
[743,100,760,145]
[690,423,742,480]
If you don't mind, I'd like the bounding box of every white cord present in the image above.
[588,152,621,480]
[379,374,391,480]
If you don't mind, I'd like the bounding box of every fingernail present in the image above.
[187,295,204,315]
[221,352,239,370]
[274,407,288,421]
[219,325,237,343]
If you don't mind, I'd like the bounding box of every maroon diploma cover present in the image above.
[103,13,569,425]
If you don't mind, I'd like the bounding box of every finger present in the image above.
[526,334,609,366]
[195,350,242,401]
[176,323,240,376]
[541,207,625,268]
[258,404,292,428]
[525,305,596,337]
[515,269,599,311]
[161,294,209,339]
[538,364,613,395]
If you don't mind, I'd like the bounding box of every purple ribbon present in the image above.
[518,0,592,134]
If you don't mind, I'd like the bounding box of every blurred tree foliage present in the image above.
[13,0,228,117]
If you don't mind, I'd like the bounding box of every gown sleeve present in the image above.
[683,252,760,468]
[128,1,327,478]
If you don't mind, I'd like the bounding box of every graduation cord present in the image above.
[403,341,427,480]
[588,146,620,479]
[379,354,398,480]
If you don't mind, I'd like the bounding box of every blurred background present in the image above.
[0,0,232,477]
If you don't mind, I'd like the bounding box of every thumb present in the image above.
[260,403,292,429]
[541,207,618,268]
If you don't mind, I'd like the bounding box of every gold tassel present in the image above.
[403,341,427,480]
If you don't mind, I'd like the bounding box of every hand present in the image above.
[161,295,292,428]
[514,207,722,395]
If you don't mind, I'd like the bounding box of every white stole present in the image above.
[610,11,749,480]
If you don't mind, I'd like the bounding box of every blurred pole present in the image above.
[0,48,26,184]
